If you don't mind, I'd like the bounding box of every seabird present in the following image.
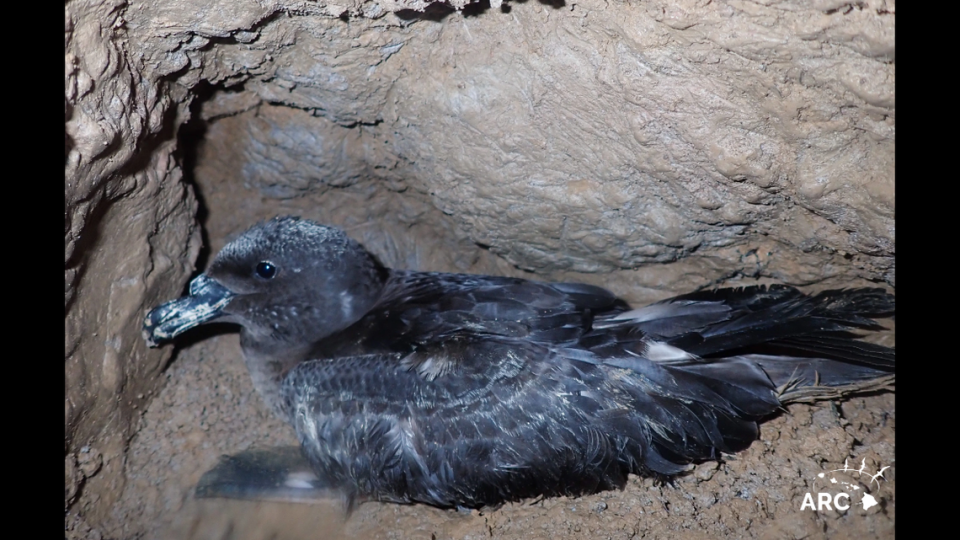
[143,216,895,510]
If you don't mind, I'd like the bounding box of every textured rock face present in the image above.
[188,0,895,283]
[64,0,894,534]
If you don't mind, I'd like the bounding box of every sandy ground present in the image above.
[104,324,895,540]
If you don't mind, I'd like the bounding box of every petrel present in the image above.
[143,216,895,510]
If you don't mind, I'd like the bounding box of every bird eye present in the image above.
[255,261,278,279]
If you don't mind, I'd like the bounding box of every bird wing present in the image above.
[283,336,776,508]
[313,278,893,390]
[309,270,630,359]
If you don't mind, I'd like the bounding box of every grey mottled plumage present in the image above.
[144,216,895,509]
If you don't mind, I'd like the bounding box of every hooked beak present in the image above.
[142,274,235,347]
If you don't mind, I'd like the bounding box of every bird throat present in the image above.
[240,338,312,420]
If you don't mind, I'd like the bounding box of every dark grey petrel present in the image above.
[143,216,895,510]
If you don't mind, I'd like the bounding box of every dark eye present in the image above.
[255,261,277,279]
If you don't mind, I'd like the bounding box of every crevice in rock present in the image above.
[65,2,895,536]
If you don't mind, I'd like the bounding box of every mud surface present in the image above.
[105,331,895,539]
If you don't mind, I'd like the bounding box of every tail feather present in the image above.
[739,353,891,390]
[595,285,894,474]
[809,287,895,322]
[668,317,849,358]
[664,284,803,311]
[656,286,895,404]
[655,286,894,364]
[764,335,895,370]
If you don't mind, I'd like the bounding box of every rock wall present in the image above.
[64,0,894,534]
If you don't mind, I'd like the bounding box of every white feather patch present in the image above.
[645,340,697,362]
[400,352,455,381]
[284,471,319,489]
[606,304,680,323]
[599,300,728,326]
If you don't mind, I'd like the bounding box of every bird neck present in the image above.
[239,337,312,420]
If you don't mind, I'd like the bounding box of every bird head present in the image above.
[143,216,386,351]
